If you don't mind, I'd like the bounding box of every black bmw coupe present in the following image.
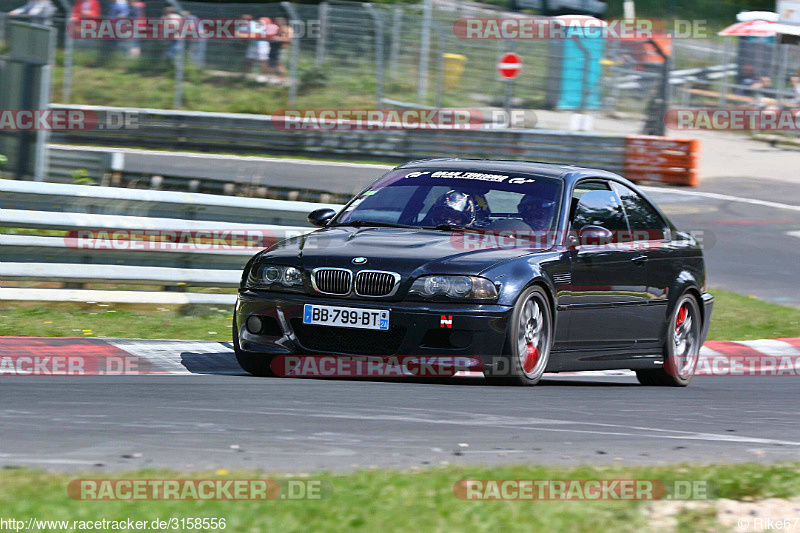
[234,159,713,386]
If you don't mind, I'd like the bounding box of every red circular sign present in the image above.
[497,52,522,79]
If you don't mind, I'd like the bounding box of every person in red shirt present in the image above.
[130,0,146,57]
[70,0,100,21]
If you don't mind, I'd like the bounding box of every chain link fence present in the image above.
[5,0,800,134]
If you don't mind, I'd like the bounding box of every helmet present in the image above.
[428,190,477,226]
[518,194,556,230]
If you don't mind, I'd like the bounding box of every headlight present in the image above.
[409,275,497,300]
[246,264,305,292]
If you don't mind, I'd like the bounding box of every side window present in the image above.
[613,183,668,241]
[571,182,629,241]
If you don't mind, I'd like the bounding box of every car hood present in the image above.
[259,226,547,275]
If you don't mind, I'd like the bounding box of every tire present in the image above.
[232,312,277,377]
[484,285,553,386]
[636,293,702,387]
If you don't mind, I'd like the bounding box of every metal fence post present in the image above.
[503,40,517,117]
[388,5,401,82]
[719,38,731,108]
[363,3,384,107]
[776,43,789,98]
[62,20,73,102]
[174,40,184,108]
[316,2,328,65]
[434,21,444,109]
[50,0,73,103]
[281,1,301,108]
[37,23,56,181]
[417,0,432,104]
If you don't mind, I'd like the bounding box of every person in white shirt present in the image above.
[9,0,56,26]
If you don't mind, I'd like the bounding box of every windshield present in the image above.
[335,168,562,235]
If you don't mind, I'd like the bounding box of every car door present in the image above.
[563,180,651,349]
[611,182,674,345]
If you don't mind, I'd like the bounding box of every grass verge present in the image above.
[1,463,799,532]
[706,290,800,341]
[0,304,233,341]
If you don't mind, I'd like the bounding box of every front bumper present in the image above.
[235,289,512,363]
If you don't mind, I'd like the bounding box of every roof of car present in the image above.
[396,158,622,183]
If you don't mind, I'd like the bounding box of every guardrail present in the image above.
[46,104,701,187]
[0,180,339,304]
[47,104,627,172]
[44,144,382,202]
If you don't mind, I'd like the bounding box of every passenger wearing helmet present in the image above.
[426,190,477,227]
[518,194,556,231]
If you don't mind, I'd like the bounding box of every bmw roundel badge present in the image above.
[352,257,368,264]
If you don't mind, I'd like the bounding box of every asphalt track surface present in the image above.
[2,371,800,471]
[644,180,800,308]
[0,371,798,471]
[2,161,800,472]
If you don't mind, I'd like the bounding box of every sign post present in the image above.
[497,51,522,119]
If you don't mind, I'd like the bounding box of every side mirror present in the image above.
[578,225,614,246]
[308,208,337,227]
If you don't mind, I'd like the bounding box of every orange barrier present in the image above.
[623,135,700,187]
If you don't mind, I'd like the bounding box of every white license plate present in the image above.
[303,304,389,331]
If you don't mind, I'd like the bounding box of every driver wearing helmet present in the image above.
[518,194,556,231]
[426,190,477,227]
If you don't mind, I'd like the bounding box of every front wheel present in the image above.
[636,293,702,387]
[484,285,553,386]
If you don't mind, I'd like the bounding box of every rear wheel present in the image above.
[484,285,553,386]
[636,293,701,387]
[232,312,277,377]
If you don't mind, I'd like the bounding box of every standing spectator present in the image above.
[182,10,205,66]
[129,0,146,57]
[238,15,255,74]
[739,64,757,88]
[790,69,800,106]
[107,0,130,54]
[70,0,101,21]
[9,0,56,26]
[162,6,182,61]
[241,15,270,82]
[269,17,291,83]
[108,0,129,20]
[254,17,275,82]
